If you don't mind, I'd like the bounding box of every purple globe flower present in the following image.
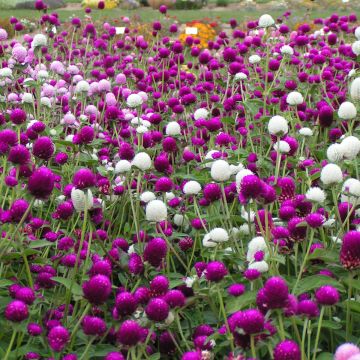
[240,175,264,199]
[205,261,228,282]
[145,298,170,322]
[5,300,29,322]
[117,320,143,346]
[164,290,186,308]
[227,284,246,297]
[315,285,340,306]
[273,340,301,360]
[32,136,54,160]
[238,309,265,334]
[8,144,31,165]
[297,300,319,318]
[104,352,125,360]
[10,108,27,125]
[47,326,70,352]
[115,291,137,316]
[28,167,54,199]
[340,231,360,270]
[82,275,112,305]
[263,277,289,309]
[81,315,107,336]
[27,323,42,336]
[144,238,167,267]
[150,275,169,295]
[73,168,96,189]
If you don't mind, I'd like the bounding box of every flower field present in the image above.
[1,1,360,359]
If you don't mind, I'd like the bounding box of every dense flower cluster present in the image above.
[0,3,359,360]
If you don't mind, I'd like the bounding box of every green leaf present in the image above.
[29,240,55,249]
[316,353,333,360]
[294,275,345,295]
[226,291,256,314]
[0,279,13,287]
[148,354,161,360]
[343,300,360,314]
[52,277,83,296]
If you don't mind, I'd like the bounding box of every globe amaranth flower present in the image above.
[334,343,360,360]
[263,276,289,309]
[145,200,167,222]
[205,261,227,282]
[73,168,96,189]
[273,340,301,360]
[144,237,167,267]
[238,309,265,334]
[115,291,137,316]
[47,325,70,352]
[82,275,112,305]
[340,231,360,270]
[145,298,170,322]
[28,167,54,199]
[82,315,107,336]
[5,300,29,322]
[8,144,31,165]
[32,136,54,160]
[104,352,125,360]
[315,285,340,306]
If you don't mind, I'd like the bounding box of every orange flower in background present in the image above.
[178,21,217,49]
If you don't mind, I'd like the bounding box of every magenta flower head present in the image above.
[28,167,54,199]
[205,261,227,282]
[305,213,324,228]
[8,144,31,165]
[117,320,143,346]
[47,325,70,352]
[145,298,169,322]
[273,340,301,360]
[83,275,112,305]
[182,351,202,360]
[228,283,246,297]
[5,300,29,322]
[297,299,319,318]
[115,291,137,316]
[144,237,167,267]
[340,231,360,270]
[81,315,107,336]
[334,343,360,360]
[27,323,42,336]
[238,309,265,334]
[164,289,186,308]
[263,276,289,309]
[150,275,169,295]
[240,175,264,199]
[73,168,96,189]
[10,199,30,222]
[10,108,26,125]
[32,136,54,160]
[104,352,125,360]
[315,285,340,306]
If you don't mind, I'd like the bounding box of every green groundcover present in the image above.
[0,0,65,9]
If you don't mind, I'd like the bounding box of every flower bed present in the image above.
[0,2,360,360]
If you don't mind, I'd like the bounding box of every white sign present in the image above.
[116,27,126,35]
[185,27,198,35]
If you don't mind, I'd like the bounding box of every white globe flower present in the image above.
[247,236,267,262]
[40,97,51,108]
[239,223,251,235]
[166,121,181,136]
[31,34,47,48]
[268,115,289,135]
[248,261,269,273]
[173,214,185,226]
[145,200,167,222]
[0,67,12,78]
[342,178,360,197]
[71,188,94,212]
[280,45,294,56]
[341,136,360,160]
[274,140,290,153]
[115,160,131,174]
[202,234,217,248]
[338,101,357,120]
[75,80,90,94]
[241,206,255,222]
[140,191,156,203]
[355,26,360,40]
[249,55,261,64]
[165,192,175,200]
[132,152,152,171]
[299,127,313,136]
[258,14,275,28]
[326,143,344,162]
[352,41,360,56]
[126,93,143,108]
[286,91,304,105]
[350,77,360,101]
[229,163,244,175]
[210,159,231,182]
[208,228,229,243]
[320,164,343,185]
[234,72,248,81]
[136,125,148,134]
[22,93,34,104]
[37,70,49,80]
[194,108,209,120]
[305,187,326,203]
[183,180,201,195]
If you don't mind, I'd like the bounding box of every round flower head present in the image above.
[258,14,275,27]
[274,141,290,154]
[263,276,289,309]
[268,116,288,135]
[183,181,201,195]
[166,121,181,136]
[352,41,360,56]
[5,300,29,322]
[126,94,143,108]
[286,91,303,105]
[47,326,69,352]
[320,164,342,185]
[182,352,202,360]
[82,275,112,305]
[315,285,340,306]
[210,159,231,182]
[71,188,93,212]
[28,167,54,199]
[240,175,263,198]
[82,315,107,336]
[350,78,360,101]
[327,144,344,162]
[104,352,125,360]
[248,260,269,273]
[341,136,360,160]
[334,343,360,360]
[342,178,360,203]
[249,55,261,64]
[8,144,30,165]
[338,101,357,120]
[273,340,301,360]
[145,298,170,322]
[340,231,360,270]
[234,72,247,81]
[247,236,267,262]
[146,200,167,222]
[140,191,156,203]
[205,261,227,282]
[115,160,131,174]
[73,168,96,189]
[31,34,47,48]
[228,283,246,297]
[132,152,152,171]
[305,187,326,203]
[115,292,137,316]
[75,80,90,94]
[356,26,360,40]
[280,45,294,56]
[194,108,209,120]
[208,228,229,243]
[299,127,313,137]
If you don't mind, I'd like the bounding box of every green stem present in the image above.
[312,307,325,360]
[4,329,16,360]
